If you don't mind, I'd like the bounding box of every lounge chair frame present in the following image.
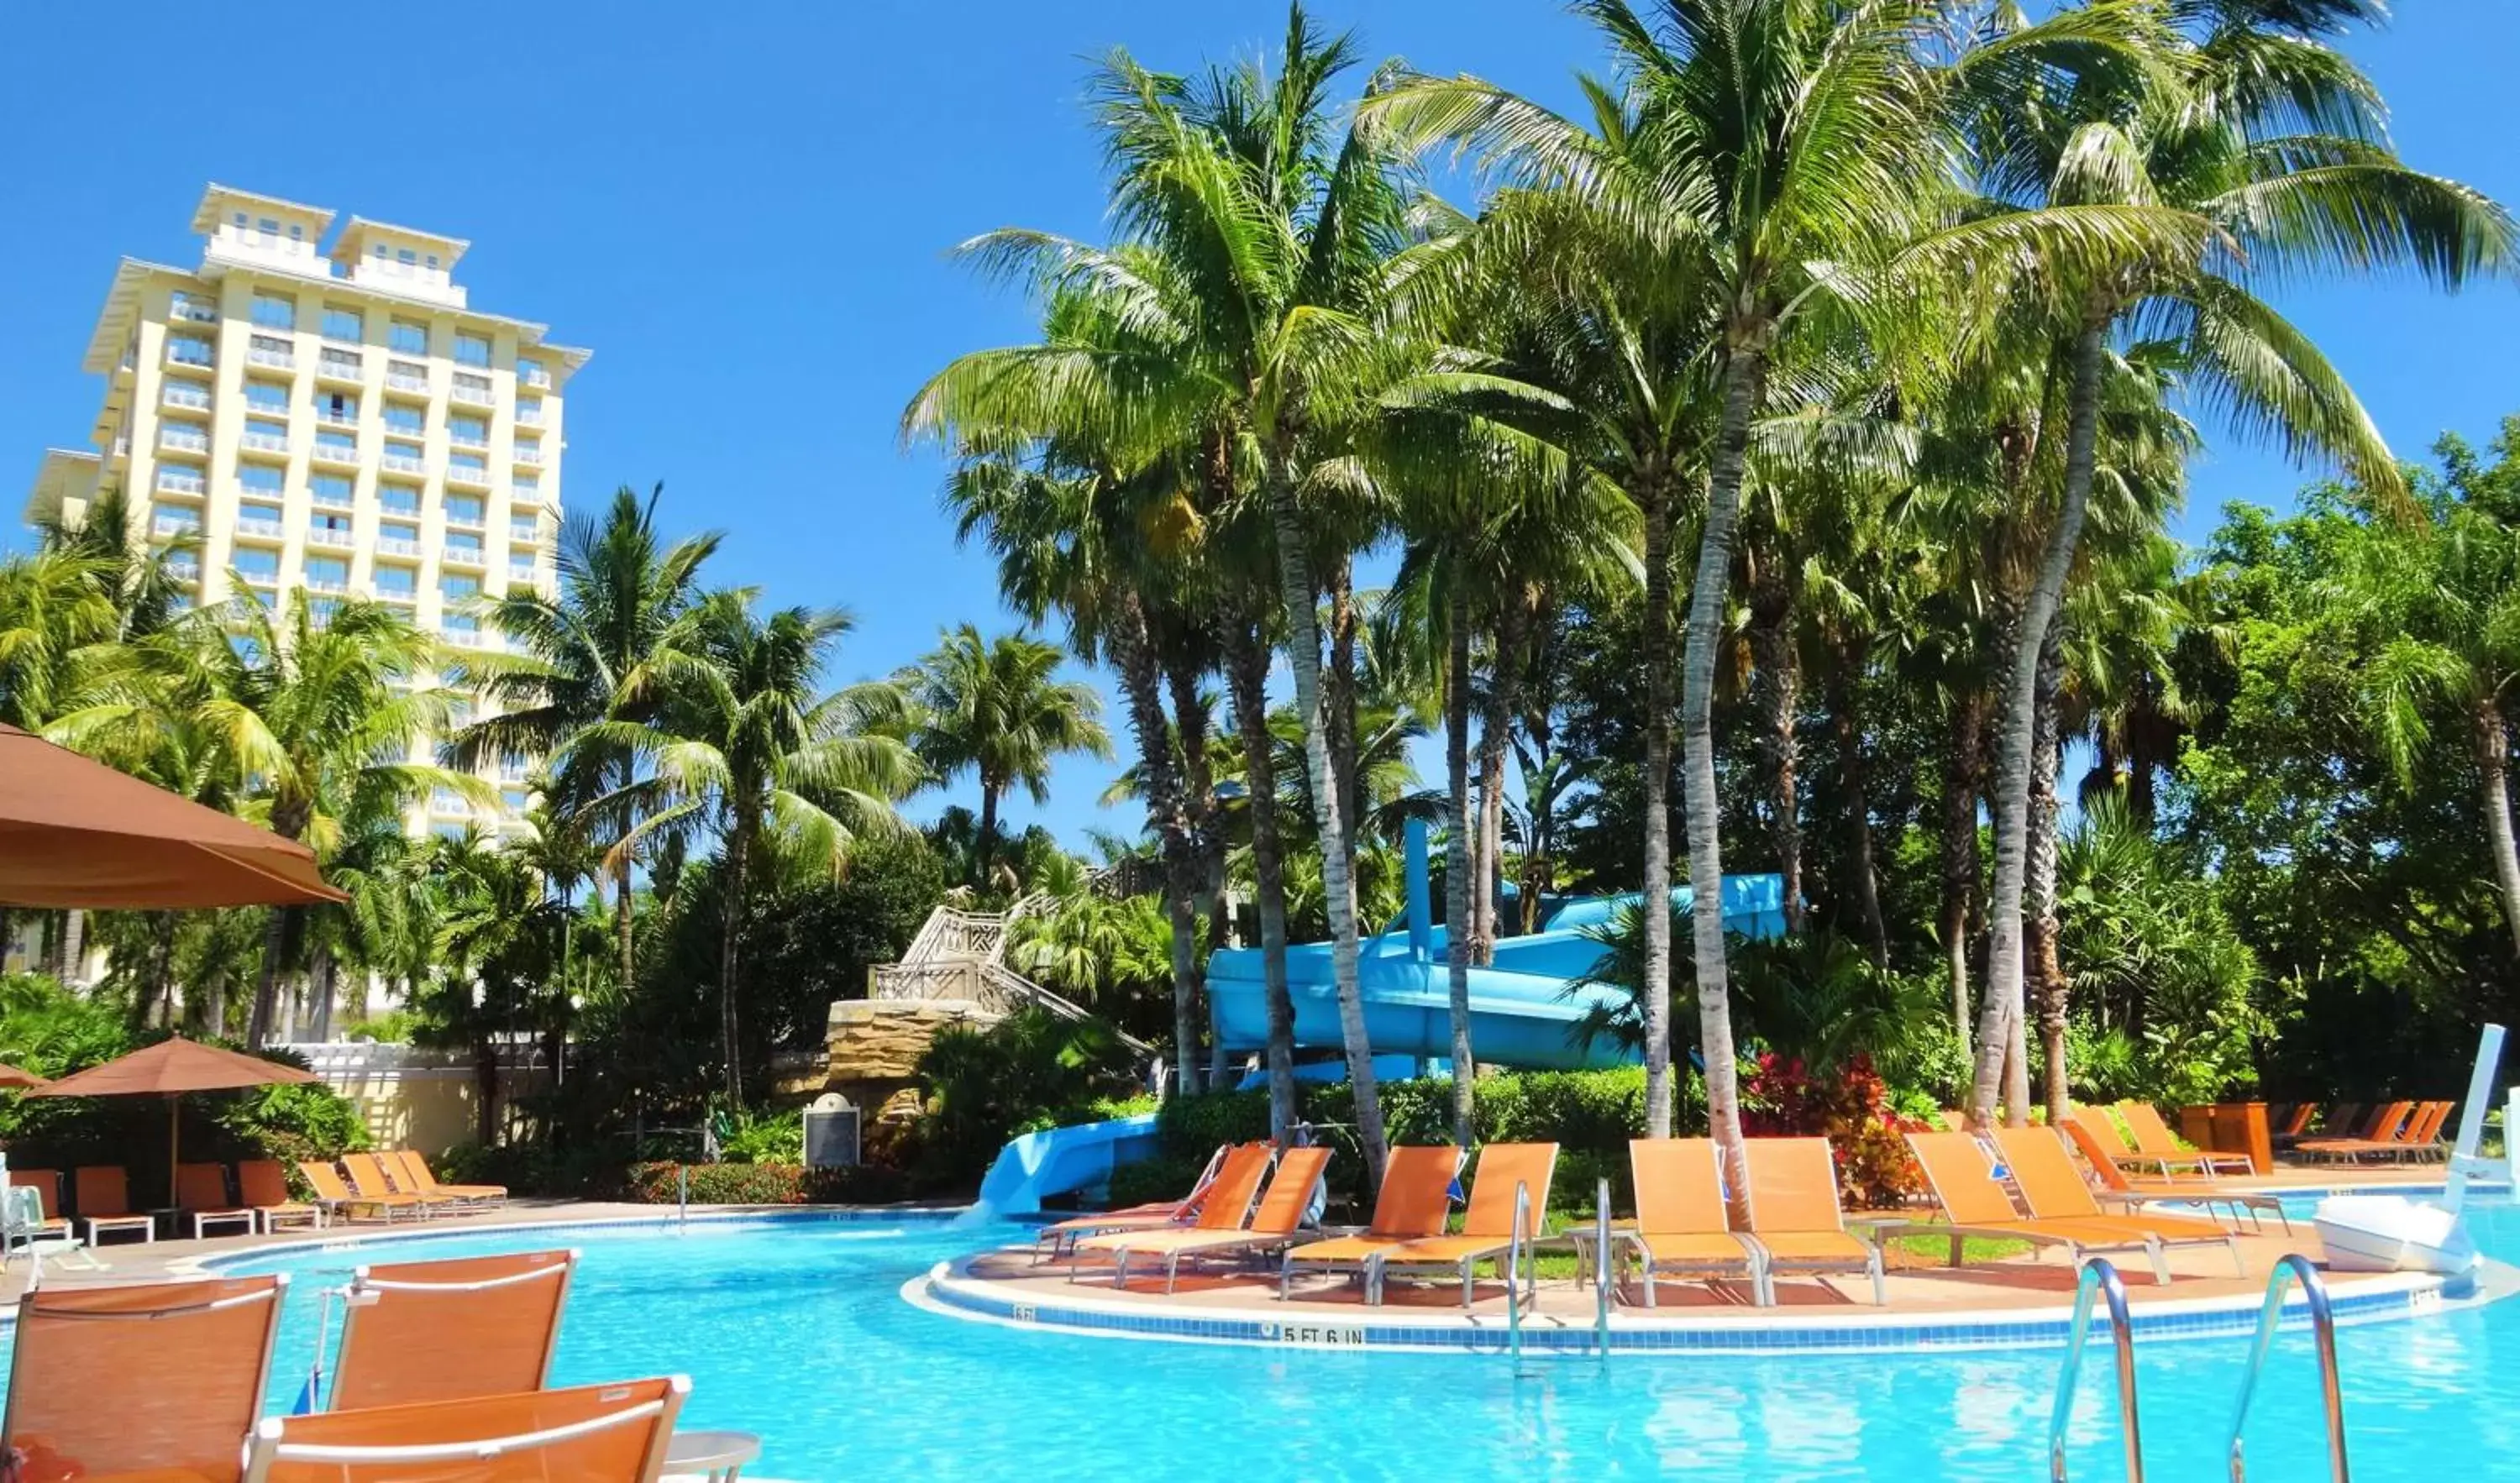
[1898,1132,2178,1285]
[1087,1148,1334,1294]
[1739,1138,1887,1307]
[72,1166,157,1245]
[242,1376,687,1483]
[1993,1128,2245,1280]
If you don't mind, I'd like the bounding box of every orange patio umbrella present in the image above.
[0,723,345,909]
[27,1036,320,1208]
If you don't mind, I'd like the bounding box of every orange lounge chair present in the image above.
[2391,1101,2454,1161]
[243,1376,687,1483]
[2271,1103,2321,1145]
[1368,1142,1560,1308]
[1080,1146,1334,1292]
[1066,1138,1268,1277]
[329,1250,576,1411]
[238,1160,324,1232]
[389,1148,507,1206]
[1741,1136,1886,1306]
[1901,1131,2181,1284]
[2060,1113,2289,1232]
[9,1168,72,1239]
[1034,1142,1262,1259]
[72,1166,158,1245]
[1993,1128,2244,1277]
[179,1162,260,1239]
[4,1274,287,1483]
[299,1159,427,1224]
[2115,1102,2254,1177]
[1621,1138,1759,1307]
[1281,1145,1462,1301]
[343,1151,458,1214]
[2296,1101,2415,1163]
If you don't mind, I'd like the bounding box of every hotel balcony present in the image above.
[155,469,207,497]
[317,407,360,430]
[507,563,541,586]
[166,343,215,370]
[512,447,544,469]
[303,576,351,596]
[380,453,427,477]
[508,520,543,545]
[164,558,202,583]
[171,299,220,325]
[309,442,361,470]
[376,537,424,558]
[158,426,210,455]
[445,465,491,490]
[152,516,203,538]
[316,354,364,387]
[516,406,545,428]
[519,366,553,390]
[161,383,212,412]
[386,369,429,394]
[310,486,356,513]
[238,431,290,459]
[440,629,488,649]
[449,429,490,450]
[442,545,487,569]
[306,527,357,551]
[234,517,286,542]
[246,344,294,371]
[449,383,496,410]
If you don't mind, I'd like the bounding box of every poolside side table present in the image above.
[664,1429,760,1483]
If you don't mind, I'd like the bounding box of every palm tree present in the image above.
[591,592,920,1101]
[1963,0,2515,1124]
[449,484,722,1000]
[900,624,1111,888]
[144,591,481,1045]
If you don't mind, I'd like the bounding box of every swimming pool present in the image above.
[210,1197,2520,1481]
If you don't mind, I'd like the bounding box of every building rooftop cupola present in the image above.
[329,217,470,307]
[192,184,334,275]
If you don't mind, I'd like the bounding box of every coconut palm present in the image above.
[1962,0,2516,1124]
[449,484,722,999]
[588,592,921,1100]
[900,624,1112,888]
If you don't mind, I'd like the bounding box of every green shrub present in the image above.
[906,1009,1139,1187]
[341,1009,419,1044]
[622,1161,911,1205]
[718,1108,805,1164]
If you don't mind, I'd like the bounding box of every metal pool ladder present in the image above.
[2050,1257,2143,1483]
[1504,1180,1536,1365]
[2228,1253,2349,1483]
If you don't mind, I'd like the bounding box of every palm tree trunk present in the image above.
[1109,598,1202,1095]
[56,910,85,989]
[249,907,291,1047]
[614,858,635,993]
[1829,658,1888,967]
[1226,624,1299,1139]
[1474,600,1525,964]
[718,817,752,1103]
[1971,323,2107,1126]
[1638,467,1677,1139]
[1444,581,1478,1146]
[976,783,1000,890]
[2477,697,2520,958]
[1687,348,1764,1187]
[312,947,338,1043]
[1165,655,1224,1091]
[2028,626,2071,1122]
[149,911,179,1029]
[1327,558,1362,844]
[1942,690,1983,1060]
[1750,597,1803,933]
[1265,467,1388,1181]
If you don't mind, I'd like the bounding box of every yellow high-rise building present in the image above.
[22,183,591,839]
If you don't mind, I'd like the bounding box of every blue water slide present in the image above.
[966,1112,1162,1218]
[1206,821,1785,1072]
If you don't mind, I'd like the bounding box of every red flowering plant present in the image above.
[1738,1051,1925,1209]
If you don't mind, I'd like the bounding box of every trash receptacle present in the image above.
[804,1093,860,1169]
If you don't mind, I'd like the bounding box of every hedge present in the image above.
[622,1161,912,1206]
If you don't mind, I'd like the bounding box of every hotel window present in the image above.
[443,574,481,600]
[446,531,485,558]
[380,486,422,516]
[151,502,201,532]
[244,380,288,414]
[249,333,292,362]
[513,472,542,495]
[453,371,492,401]
[501,788,529,813]
[311,473,355,506]
[384,404,423,435]
[240,501,284,526]
[250,292,295,330]
[453,333,491,368]
[239,465,283,495]
[311,510,354,535]
[448,415,487,447]
[168,335,213,366]
[517,356,545,384]
[443,613,480,635]
[233,548,281,579]
[318,390,358,422]
[445,495,486,526]
[314,430,358,460]
[396,248,417,267]
[390,318,428,354]
[385,438,423,464]
[381,521,420,546]
[244,417,289,443]
[322,306,363,342]
[374,566,417,598]
[305,556,350,586]
[449,452,488,478]
[516,435,542,462]
[169,289,214,322]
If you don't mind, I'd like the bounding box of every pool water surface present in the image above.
[211,1198,2520,1481]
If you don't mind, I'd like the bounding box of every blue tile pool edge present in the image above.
[909,1254,2517,1359]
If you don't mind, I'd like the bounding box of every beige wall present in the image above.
[288,1043,549,1155]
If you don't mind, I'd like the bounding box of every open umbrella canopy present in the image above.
[0,1062,53,1090]
[26,1036,318,1098]
[0,723,345,909]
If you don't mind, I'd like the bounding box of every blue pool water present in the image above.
[210,1198,2520,1481]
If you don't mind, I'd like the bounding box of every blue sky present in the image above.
[3,2,2513,848]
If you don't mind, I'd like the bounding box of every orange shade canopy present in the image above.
[0,723,344,909]
[26,1036,318,1098]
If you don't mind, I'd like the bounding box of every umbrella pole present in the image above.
[170,1095,181,1211]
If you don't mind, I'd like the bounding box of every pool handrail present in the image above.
[1505,1179,1532,1366]
[2050,1256,2142,1483]
[1593,1176,1613,1360]
[2227,1252,2348,1483]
